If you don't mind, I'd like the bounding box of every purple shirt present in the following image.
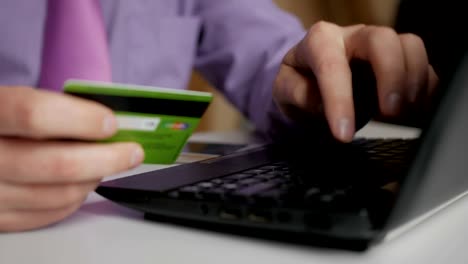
[0,0,306,139]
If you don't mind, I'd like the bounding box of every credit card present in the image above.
[63,80,213,164]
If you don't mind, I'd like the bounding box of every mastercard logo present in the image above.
[165,122,189,130]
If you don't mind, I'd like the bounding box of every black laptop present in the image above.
[95,1,468,251]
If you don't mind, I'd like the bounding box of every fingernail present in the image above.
[387,92,402,115]
[337,118,354,142]
[102,115,117,135]
[130,147,144,167]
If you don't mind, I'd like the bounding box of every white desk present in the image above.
[1,122,467,264]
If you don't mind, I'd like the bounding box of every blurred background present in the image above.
[190,0,401,133]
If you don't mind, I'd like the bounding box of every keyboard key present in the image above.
[211,179,224,185]
[256,186,300,206]
[233,181,279,198]
[319,193,335,204]
[243,169,269,175]
[202,188,226,200]
[238,178,261,186]
[179,186,200,199]
[221,183,239,191]
[255,171,282,180]
[225,173,253,181]
[258,165,280,171]
[197,182,215,189]
[167,191,179,199]
[304,187,321,205]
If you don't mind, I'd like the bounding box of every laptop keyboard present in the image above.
[169,162,294,202]
[166,138,418,213]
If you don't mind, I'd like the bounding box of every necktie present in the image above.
[38,0,111,92]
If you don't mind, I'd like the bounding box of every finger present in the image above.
[0,202,82,232]
[425,65,440,112]
[399,33,430,105]
[346,26,407,117]
[0,181,99,211]
[273,64,322,115]
[0,138,144,184]
[427,65,439,98]
[284,21,355,142]
[0,87,117,140]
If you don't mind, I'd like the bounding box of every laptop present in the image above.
[95,1,468,251]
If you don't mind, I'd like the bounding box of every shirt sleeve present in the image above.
[193,0,306,142]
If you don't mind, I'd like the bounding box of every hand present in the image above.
[273,21,439,142]
[0,87,144,232]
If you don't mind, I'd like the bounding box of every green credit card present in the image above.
[64,80,213,164]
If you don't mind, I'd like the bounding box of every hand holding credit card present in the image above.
[64,80,213,164]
